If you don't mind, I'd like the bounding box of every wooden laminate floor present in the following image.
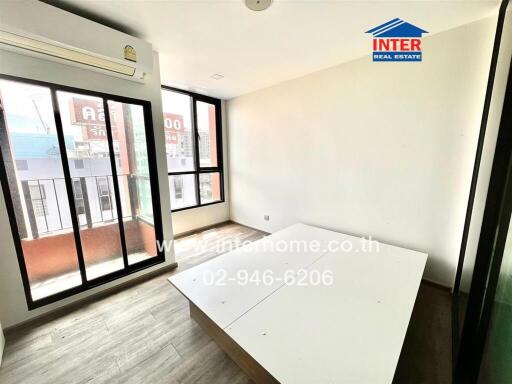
[0,222,451,384]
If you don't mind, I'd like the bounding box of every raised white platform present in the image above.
[169,223,427,383]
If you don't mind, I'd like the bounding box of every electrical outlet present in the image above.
[264,215,270,221]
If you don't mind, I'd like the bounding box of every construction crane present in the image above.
[32,99,50,134]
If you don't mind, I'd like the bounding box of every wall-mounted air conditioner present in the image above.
[0,1,153,82]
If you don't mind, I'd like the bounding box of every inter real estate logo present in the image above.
[366,18,428,62]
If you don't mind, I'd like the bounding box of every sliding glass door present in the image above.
[0,80,83,301]
[56,91,126,281]
[0,76,164,308]
[478,226,512,383]
[454,9,512,379]
[106,100,159,266]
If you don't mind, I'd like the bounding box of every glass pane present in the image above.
[56,91,124,280]
[478,218,512,383]
[199,172,221,204]
[0,80,81,300]
[107,100,158,265]
[196,101,218,168]
[169,174,197,209]
[162,89,195,172]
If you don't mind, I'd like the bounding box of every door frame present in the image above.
[454,32,512,384]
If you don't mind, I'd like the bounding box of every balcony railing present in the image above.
[21,174,149,239]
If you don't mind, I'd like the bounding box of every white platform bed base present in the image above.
[169,223,427,384]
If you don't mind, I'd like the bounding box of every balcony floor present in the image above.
[30,251,154,301]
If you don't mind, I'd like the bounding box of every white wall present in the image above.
[171,100,230,235]
[227,16,497,287]
[172,200,230,235]
[0,36,175,327]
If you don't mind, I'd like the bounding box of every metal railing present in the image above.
[21,174,148,238]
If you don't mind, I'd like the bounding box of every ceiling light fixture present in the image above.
[211,74,224,80]
[245,0,273,12]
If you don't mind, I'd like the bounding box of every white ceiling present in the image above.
[61,0,500,99]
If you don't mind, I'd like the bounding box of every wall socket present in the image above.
[264,215,270,221]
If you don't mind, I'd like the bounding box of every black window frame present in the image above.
[161,85,224,212]
[0,74,165,310]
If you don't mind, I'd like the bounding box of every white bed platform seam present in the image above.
[169,223,427,384]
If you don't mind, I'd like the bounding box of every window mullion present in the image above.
[168,171,198,176]
[215,99,223,171]
[191,97,201,206]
